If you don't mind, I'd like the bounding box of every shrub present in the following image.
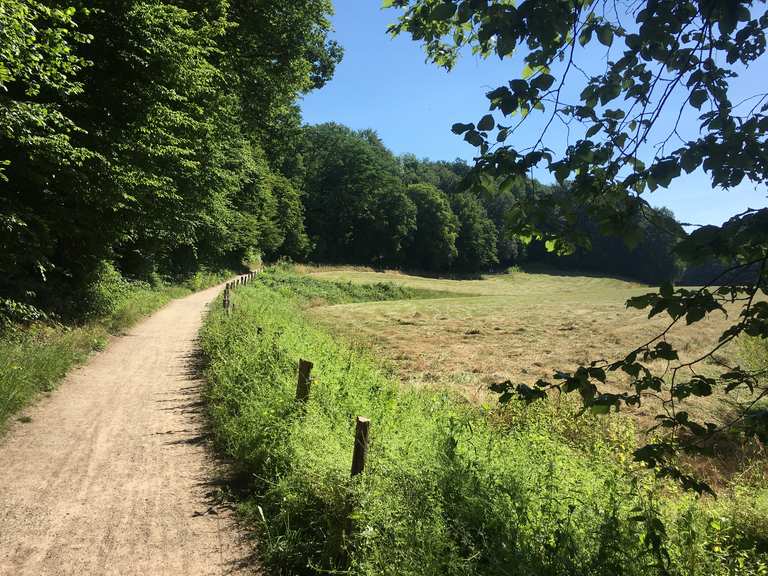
[253,265,456,306]
[83,261,133,319]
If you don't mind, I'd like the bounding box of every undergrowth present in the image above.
[0,264,231,429]
[201,270,768,576]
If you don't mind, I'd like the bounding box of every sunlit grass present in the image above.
[201,268,768,576]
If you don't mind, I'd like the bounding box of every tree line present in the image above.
[300,123,682,283]
[2,1,683,322]
[1,1,340,319]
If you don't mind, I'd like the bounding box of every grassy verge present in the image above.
[257,264,465,306]
[0,269,231,430]
[201,270,767,576]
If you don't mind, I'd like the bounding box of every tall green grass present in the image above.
[0,266,231,429]
[256,264,462,306]
[201,273,768,576]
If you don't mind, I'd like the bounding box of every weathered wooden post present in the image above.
[223,287,230,312]
[296,359,313,403]
[350,417,370,477]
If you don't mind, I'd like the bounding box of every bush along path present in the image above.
[0,278,260,576]
[200,269,768,576]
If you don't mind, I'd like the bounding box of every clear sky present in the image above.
[301,0,768,227]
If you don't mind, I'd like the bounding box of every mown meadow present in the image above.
[200,266,768,576]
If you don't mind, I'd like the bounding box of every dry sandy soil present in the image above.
[0,284,257,576]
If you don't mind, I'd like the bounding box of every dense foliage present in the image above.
[201,269,768,576]
[1,1,693,325]
[0,0,340,318]
[301,123,683,281]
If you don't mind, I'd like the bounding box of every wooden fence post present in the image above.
[351,417,370,477]
[296,359,313,403]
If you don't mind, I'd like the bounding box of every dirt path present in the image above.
[0,284,257,576]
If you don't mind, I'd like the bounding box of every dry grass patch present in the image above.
[306,268,738,429]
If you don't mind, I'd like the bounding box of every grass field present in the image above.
[303,267,739,424]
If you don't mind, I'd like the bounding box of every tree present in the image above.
[389,0,768,493]
[0,2,108,315]
[526,187,683,284]
[272,175,311,261]
[399,154,469,194]
[405,183,459,270]
[302,123,416,265]
[476,175,528,265]
[222,0,342,172]
[0,0,339,318]
[451,192,498,272]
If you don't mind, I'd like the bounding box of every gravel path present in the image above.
[0,284,257,575]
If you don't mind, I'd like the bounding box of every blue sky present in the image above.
[301,0,767,227]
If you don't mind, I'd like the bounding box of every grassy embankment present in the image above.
[0,267,232,430]
[201,266,767,576]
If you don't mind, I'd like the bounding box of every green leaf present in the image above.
[431,3,457,20]
[554,165,570,183]
[521,64,535,79]
[689,89,707,109]
[585,124,601,138]
[685,306,706,325]
[477,114,495,131]
[510,79,528,94]
[597,25,613,47]
[451,122,474,134]
[578,27,592,46]
[464,130,484,147]
[531,74,555,91]
[680,150,700,173]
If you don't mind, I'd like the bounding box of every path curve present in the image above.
[0,284,257,576]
